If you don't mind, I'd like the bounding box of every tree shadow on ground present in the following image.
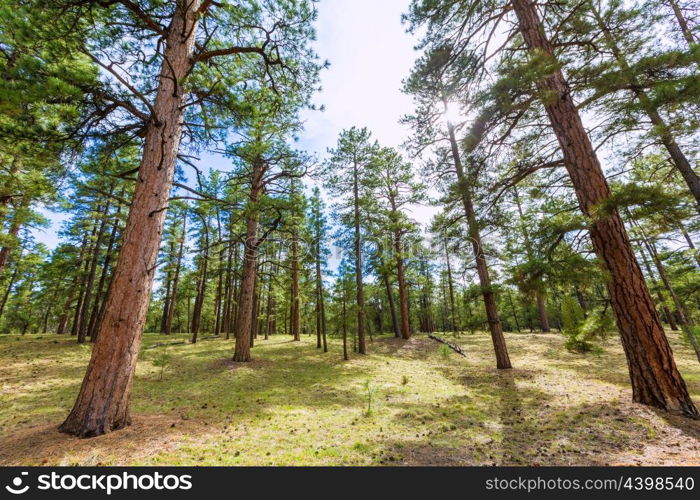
[381,367,673,465]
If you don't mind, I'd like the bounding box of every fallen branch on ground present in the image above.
[428,334,467,357]
[145,341,187,349]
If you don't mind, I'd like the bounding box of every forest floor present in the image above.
[0,329,699,466]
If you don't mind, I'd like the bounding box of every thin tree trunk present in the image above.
[679,224,700,269]
[214,208,224,336]
[342,286,349,360]
[159,241,174,333]
[507,291,522,333]
[512,0,697,417]
[315,232,325,348]
[290,226,301,341]
[88,197,123,340]
[71,218,99,337]
[642,236,700,363]
[447,121,511,368]
[666,0,700,66]
[637,243,679,331]
[0,260,18,319]
[0,217,21,280]
[165,209,187,335]
[353,161,367,354]
[513,186,550,331]
[591,4,700,212]
[393,228,411,339]
[377,243,400,338]
[191,229,209,343]
[442,236,459,334]
[60,1,201,437]
[78,198,112,343]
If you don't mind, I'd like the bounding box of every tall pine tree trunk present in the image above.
[233,159,264,362]
[59,1,201,437]
[353,162,367,353]
[190,235,209,343]
[159,241,174,334]
[290,227,301,341]
[447,122,511,368]
[394,229,411,339]
[512,0,697,417]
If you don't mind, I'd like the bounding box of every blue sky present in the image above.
[33,0,439,250]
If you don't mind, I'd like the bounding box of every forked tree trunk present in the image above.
[377,243,400,337]
[447,122,511,369]
[512,0,698,417]
[442,236,459,334]
[78,198,112,343]
[159,241,174,333]
[88,197,123,340]
[59,1,201,437]
[190,237,209,343]
[382,270,400,338]
[164,210,187,335]
[71,218,99,337]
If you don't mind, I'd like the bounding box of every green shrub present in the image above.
[438,343,451,359]
[151,349,172,381]
[560,296,613,353]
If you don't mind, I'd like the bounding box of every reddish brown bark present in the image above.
[233,159,264,362]
[59,1,201,437]
[512,0,698,417]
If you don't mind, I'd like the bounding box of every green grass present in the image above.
[0,330,699,465]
